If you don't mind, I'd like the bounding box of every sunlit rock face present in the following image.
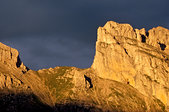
[0,42,28,73]
[0,42,29,90]
[92,21,169,106]
[0,22,169,112]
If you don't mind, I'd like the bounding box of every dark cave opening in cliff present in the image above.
[158,42,166,51]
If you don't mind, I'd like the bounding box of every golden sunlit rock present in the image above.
[92,21,169,107]
[0,21,169,112]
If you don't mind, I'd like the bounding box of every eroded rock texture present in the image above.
[0,42,28,73]
[0,21,169,111]
[92,21,169,106]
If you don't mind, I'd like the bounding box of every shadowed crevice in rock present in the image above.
[10,52,12,59]
[84,75,93,88]
[26,66,30,71]
[22,67,30,74]
[22,71,26,74]
[124,48,128,55]
[117,41,120,45]
[141,35,146,43]
[158,42,166,51]
[146,32,149,37]
[16,56,22,68]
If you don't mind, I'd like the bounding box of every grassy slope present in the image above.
[35,66,166,112]
[0,61,165,111]
[0,58,166,111]
[36,67,74,103]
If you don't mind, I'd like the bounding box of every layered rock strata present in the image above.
[92,21,169,107]
[0,42,28,73]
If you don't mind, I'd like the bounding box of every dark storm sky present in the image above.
[0,0,169,70]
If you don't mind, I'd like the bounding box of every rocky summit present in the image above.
[92,21,169,108]
[0,21,169,112]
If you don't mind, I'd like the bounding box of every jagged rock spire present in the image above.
[0,42,28,73]
[92,21,169,106]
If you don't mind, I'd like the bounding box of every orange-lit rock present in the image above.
[92,21,169,106]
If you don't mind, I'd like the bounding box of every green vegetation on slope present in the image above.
[36,67,74,102]
[33,67,166,111]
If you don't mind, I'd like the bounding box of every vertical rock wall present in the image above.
[92,21,169,106]
[0,42,28,72]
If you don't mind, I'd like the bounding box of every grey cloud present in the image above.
[1,35,94,70]
[0,0,169,70]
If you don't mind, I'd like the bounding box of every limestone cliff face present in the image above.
[0,42,54,107]
[35,67,166,112]
[0,42,28,73]
[92,21,169,106]
[0,42,30,91]
[0,42,31,95]
[0,41,166,111]
[1,22,169,111]
[0,73,27,90]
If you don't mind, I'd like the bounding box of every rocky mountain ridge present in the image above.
[0,21,169,112]
[92,21,169,107]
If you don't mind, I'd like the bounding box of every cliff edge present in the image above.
[92,21,169,108]
[0,21,169,112]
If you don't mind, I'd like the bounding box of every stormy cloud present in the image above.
[0,0,169,70]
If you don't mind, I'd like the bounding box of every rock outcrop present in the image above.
[0,42,54,108]
[1,21,169,111]
[35,67,166,112]
[0,42,28,73]
[92,21,169,107]
[0,73,28,89]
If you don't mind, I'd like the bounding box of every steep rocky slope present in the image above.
[92,21,169,108]
[0,42,54,111]
[0,42,29,91]
[0,21,169,112]
[34,67,165,112]
[0,42,28,73]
